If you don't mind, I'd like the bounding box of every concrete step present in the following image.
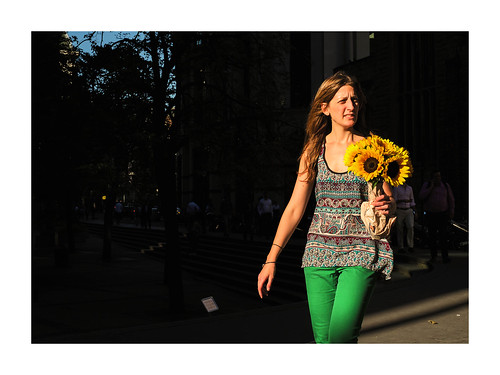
[84,222,431,305]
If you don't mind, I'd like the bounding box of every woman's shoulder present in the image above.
[352,134,366,143]
[351,127,372,142]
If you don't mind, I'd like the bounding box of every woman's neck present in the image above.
[325,127,354,144]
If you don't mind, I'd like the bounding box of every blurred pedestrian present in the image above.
[393,183,416,253]
[114,201,123,225]
[419,170,455,263]
[205,200,215,232]
[220,194,232,237]
[90,201,96,219]
[141,202,152,229]
[257,193,273,238]
[257,71,395,343]
[186,201,202,249]
[73,203,81,222]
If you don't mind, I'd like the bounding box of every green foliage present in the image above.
[69,32,177,203]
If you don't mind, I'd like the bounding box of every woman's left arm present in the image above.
[372,182,396,216]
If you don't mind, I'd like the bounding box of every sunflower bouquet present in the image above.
[344,135,413,239]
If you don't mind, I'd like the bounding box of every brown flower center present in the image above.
[363,157,379,173]
[387,161,400,178]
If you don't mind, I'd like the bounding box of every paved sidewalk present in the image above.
[32,227,468,344]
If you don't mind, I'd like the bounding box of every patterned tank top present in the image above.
[301,145,393,279]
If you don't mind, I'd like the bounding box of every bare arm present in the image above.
[257,155,315,298]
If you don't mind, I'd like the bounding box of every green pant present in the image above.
[304,266,377,343]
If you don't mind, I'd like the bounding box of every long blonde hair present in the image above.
[299,71,368,181]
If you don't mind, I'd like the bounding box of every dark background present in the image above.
[31,30,468,329]
[32,31,468,237]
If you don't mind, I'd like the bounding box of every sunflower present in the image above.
[344,136,384,166]
[354,137,373,150]
[348,148,385,182]
[345,135,413,186]
[383,154,413,186]
[344,143,361,167]
[371,135,399,156]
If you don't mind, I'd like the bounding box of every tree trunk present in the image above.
[153,140,184,314]
[149,31,184,314]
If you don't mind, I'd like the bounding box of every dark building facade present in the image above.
[175,32,468,226]
[339,32,468,220]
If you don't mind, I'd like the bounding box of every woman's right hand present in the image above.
[257,263,276,299]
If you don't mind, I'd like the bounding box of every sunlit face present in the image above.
[321,85,360,129]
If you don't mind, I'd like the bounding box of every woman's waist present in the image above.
[308,212,367,236]
[305,232,390,246]
[313,197,364,210]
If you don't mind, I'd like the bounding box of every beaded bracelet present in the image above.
[272,243,283,249]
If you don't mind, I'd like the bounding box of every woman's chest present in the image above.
[315,169,367,200]
[323,143,348,173]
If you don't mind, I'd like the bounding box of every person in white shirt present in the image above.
[392,183,416,253]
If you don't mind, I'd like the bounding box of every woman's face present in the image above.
[321,85,360,129]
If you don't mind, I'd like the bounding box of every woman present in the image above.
[257,71,395,343]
